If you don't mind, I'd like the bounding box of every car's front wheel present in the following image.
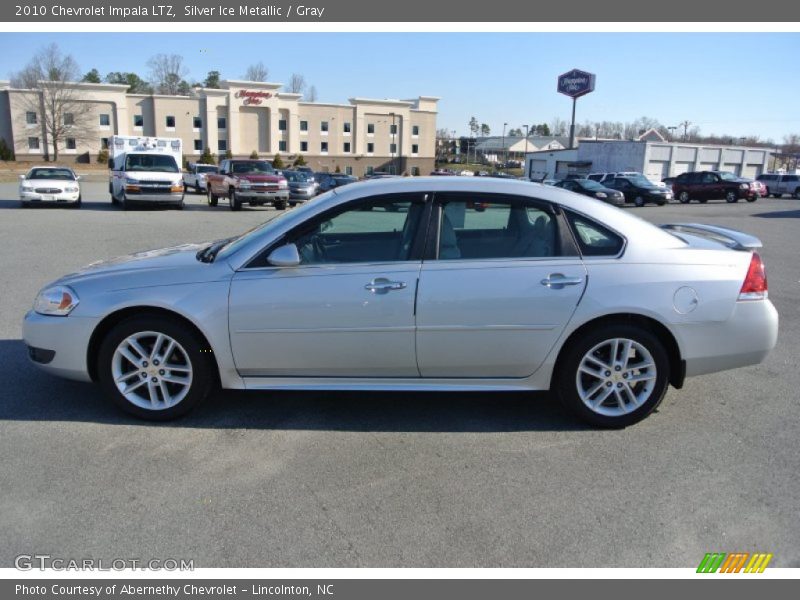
[634,195,645,207]
[678,191,691,204]
[97,316,215,420]
[555,324,670,428]
[725,190,738,203]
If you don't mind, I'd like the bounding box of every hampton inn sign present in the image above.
[235,90,273,105]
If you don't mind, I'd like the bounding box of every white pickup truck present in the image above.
[183,163,218,193]
[757,172,800,198]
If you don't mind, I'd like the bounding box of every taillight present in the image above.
[739,252,768,301]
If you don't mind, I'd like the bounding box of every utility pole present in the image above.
[502,122,508,168]
[680,120,691,142]
[524,124,530,179]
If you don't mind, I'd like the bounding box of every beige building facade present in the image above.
[0,80,439,176]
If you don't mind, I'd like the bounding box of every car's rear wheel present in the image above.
[274,199,287,211]
[794,189,800,200]
[725,191,738,203]
[555,324,670,428]
[229,189,242,211]
[97,316,214,421]
[207,188,218,207]
[678,191,691,204]
[746,195,757,203]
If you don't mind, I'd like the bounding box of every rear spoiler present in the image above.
[660,223,762,251]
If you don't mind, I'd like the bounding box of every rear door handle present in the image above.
[365,278,407,294]
[541,273,584,289]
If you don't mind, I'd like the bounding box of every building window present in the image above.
[390,143,397,154]
[366,166,374,175]
[193,116,202,129]
[345,166,353,175]
[218,139,227,152]
[26,111,37,125]
[390,124,398,135]
[300,120,308,132]
[28,137,39,150]
[66,137,76,150]
[279,119,287,131]
[343,122,351,134]
[194,139,202,151]
[101,137,109,149]
[320,141,328,153]
[165,115,176,128]
[343,142,351,153]
[279,140,287,152]
[412,144,419,154]
[134,114,144,128]
[367,123,374,135]
[64,113,74,126]
[300,141,308,152]
[217,117,227,130]
[99,113,110,127]
[412,125,420,136]
[411,167,420,176]
[320,121,329,133]
[367,142,374,154]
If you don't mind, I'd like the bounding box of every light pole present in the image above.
[523,124,530,178]
[501,122,507,169]
[667,126,677,141]
[389,112,396,174]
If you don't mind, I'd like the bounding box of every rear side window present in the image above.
[565,211,625,257]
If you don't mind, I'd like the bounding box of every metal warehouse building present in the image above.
[0,80,439,177]
[525,140,772,182]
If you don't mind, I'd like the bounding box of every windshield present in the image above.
[232,161,274,175]
[628,175,657,188]
[283,171,311,183]
[125,154,179,173]
[196,165,217,174]
[718,172,738,181]
[27,168,75,180]
[578,179,606,191]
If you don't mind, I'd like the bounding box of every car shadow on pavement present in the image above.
[0,339,588,432]
[752,209,800,219]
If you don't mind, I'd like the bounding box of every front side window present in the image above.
[436,194,561,260]
[565,210,625,257]
[290,194,426,265]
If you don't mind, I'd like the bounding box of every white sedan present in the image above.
[19,166,82,207]
[22,177,778,427]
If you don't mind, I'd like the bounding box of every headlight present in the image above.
[21,185,33,191]
[65,185,79,192]
[198,174,206,181]
[740,183,749,190]
[34,285,79,316]
[125,178,139,185]
[595,192,607,198]
[279,180,288,188]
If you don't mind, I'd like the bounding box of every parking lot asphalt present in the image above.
[1,182,798,568]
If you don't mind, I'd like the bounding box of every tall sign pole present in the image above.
[557,69,596,149]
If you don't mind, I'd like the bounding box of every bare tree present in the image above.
[244,62,269,82]
[307,85,318,102]
[10,44,96,162]
[288,73,306,94]
[147,53,188,95]
[549,117,568,137]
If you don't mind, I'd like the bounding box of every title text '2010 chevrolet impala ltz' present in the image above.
[23,178,778,427]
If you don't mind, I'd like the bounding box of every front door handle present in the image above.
[365,278,407,294]
[541,273,583,290]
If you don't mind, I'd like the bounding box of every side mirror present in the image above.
[267,243,301,267]
[107,159,114,169]
[76,175,83,181]
[18,174,25,180]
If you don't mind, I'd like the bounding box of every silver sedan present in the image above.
[23,177,778,427]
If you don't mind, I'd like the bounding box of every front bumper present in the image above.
[125,192,184,203]
[20,191,80,203]
[238,189,290,201]
[22,310,99,382]
[289,188,316,200]
[677,299,779,377]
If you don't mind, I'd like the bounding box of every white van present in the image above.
[108,136,185,209]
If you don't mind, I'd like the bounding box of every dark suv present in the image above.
[672,171,758,204]
[605,175,671,206]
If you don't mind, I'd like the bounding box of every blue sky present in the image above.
[1,32,798,142]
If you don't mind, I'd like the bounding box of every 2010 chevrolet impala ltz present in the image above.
[23,177,779,427]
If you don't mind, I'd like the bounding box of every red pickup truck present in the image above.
[206,159,289,211]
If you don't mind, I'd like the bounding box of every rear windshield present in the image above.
[718,172,738,181]
[196,165,217,174]
[28,168,75,180]
[232,161,274,174]
[284,172,311,182]
[125,154,179,173]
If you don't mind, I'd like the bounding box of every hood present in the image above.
[55,243,209,284]
[22,178,78,186]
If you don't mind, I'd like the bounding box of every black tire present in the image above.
[229,189,242,211]
[657,200,666,206]
[120,192,129,210]
[207,188,218,207]
[746,196,757,203]
[699,198,708,203]
[174,198,185,210]
[97,315,215,421]
[289,201,298,207]
[634,196,645,207]
[195,183,201,194]
[794,190,800,200]
[274,199,287,211]
[73,196,82,208]
[678,191,691,204]
[725,190,738,203]
[554,323,670,428]
[20,201,29,208]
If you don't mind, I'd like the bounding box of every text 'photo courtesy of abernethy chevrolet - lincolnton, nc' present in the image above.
[24,174,778,428]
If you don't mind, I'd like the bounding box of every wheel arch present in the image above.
[86,306,221,384]
[553,313,685,389]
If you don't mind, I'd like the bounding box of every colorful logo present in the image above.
[697,552,773,573]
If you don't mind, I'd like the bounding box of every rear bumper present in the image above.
[22,311,98,382]
[676,299,779,377]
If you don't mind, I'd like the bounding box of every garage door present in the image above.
[528,159,547,179]
[742,164,762,179]
[673,162,694,176]
[722,164,741,176]
[698,162,718,171]
[646,160,669,183]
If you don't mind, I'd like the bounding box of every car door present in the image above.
[415,192,587,378]
[228,192,429,377]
